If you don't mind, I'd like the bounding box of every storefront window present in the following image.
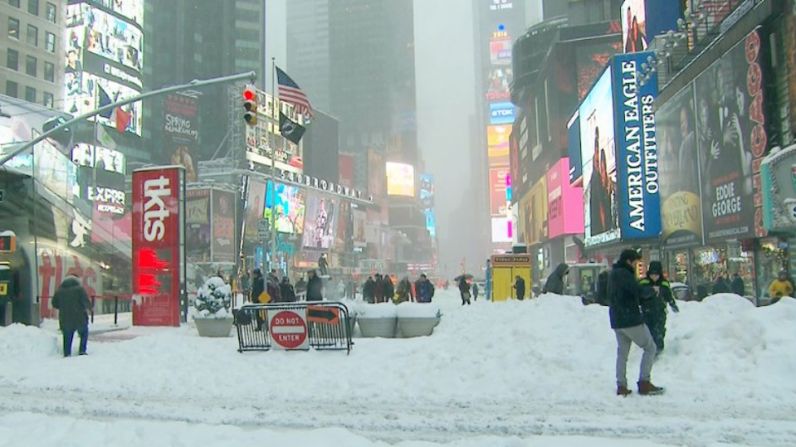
[756,238,787,298]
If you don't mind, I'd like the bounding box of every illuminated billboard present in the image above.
[302,194,339,250]
[580,67,619,247]
[265,181,307,234]
[622,0,683,54]
[621,0,648,52]
[386,162,415,197]
[489,36,512,65]
[489,102,515,125]
[487,125,511,162]
[489,167,510,216]
[491,217,512,243]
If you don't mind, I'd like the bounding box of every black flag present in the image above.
[279,111,306,144]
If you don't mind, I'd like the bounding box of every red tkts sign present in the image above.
[268,310,308,350]
[131,167,184,327]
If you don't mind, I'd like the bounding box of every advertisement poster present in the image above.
[567,112,582,185]
[487,125,511,163]
[265,181,306,234]
[519,179,547,246]
[621,0,648,53]
[612,51,661,240]
[352,208,367,248]
[131,167,183,327]
[546,158,584,239]
[243,178,266,243]
[302,194,338,250]
[185,188,210,261]
[211,189,235,263]
[164,94,199,182]
[580,67,619,246]
[695,30,766,241]
[386,162,415,197]
[656,84,703,246]
[489,166,510,216]
[491,217,512,243]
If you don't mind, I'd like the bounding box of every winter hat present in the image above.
[618,248,641,264]
[647,261,663,276]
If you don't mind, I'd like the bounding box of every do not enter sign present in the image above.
[268,309,309,350]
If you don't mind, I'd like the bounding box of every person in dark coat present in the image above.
[712,274,731,294]
[363,276,376,303]
[295,276,307,296]
[415,274,435,303]
[383,275,394,303]
[730,273,745,296]
[638,261,679,354]
[318,253,329,276]
[608,249,662,396]
[374,274,385,303]
[513,275,526,300]
[472,282,480,301]
[596,270,610,306]
[395,277,414,303]
[250,269,264,303]
[458,276,471,305]
[51,276,91,357]
[280,277,296,302]
[306,270,323,301]
[542,263,569,295]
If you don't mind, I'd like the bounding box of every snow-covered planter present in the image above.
[193,277,234,337]
[356,303,397,338]
[396,302,441,338]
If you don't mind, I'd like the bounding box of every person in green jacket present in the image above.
[638,261,679,354]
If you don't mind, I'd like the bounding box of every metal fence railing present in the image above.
[233,301,353,354]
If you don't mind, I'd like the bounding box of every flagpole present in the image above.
[270,57,277,275]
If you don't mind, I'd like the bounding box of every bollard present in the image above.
[90,296,95,323]
[114,296,119,325]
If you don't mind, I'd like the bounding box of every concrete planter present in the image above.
[194,317,234,337]
[397,317,441,338]
[357,316,397,338]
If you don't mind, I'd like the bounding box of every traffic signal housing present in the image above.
[243,86,257,126]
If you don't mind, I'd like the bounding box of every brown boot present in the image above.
[637,380,665,395]
[616,385,632,397]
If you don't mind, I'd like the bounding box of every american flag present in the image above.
[276,66,313,117]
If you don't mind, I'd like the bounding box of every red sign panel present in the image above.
[489,166,510,216]
[269,310,308,350]
[131,167,183,327]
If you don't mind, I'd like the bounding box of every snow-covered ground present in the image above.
[1,290,795,446]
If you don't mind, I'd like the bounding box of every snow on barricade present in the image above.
[395,301,441,319]
[355,302,397,318]
[0,324,60,358]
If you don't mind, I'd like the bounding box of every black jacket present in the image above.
[250,274,264,303]
[279,281,296,302]
[596,270,610,306]
[607,262,644,329]
[712,278,730,294]
[307,275,323,301]
[363,278,375,300]
[731,276,745,296]
[51,277,91,331]
[542,263,568,294]
[639,276,675,313]
[514,277,526,298]
[457,278,470,295]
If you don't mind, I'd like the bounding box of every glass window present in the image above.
[8,17,19,39]
[44,61,54,82]
[26,24,37,46]
[8,0,20,7]
[6,81,18,98]
[6,48,19,70]
[25,86,36,102]
[44,32,55,52]
[43,91,53,108]
[25,55,36,76]
[27,0,38,15]
[45,2,56,23]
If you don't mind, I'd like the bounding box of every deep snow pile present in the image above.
[0,291,795,445]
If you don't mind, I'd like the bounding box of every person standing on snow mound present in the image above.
[608,249,663,397]
[638,261,679,355]
[51,275,92,357]
[542,263,568,295]
[458,276,471,305]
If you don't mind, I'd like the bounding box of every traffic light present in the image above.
[243,86,257,126]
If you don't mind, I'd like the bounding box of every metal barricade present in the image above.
[234,301,353,354]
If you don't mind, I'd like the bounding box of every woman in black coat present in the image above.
[306,270,323,301]
[51,276,91,357]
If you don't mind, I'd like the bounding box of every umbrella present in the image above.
[454,274,474,282]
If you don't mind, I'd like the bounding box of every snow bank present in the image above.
[0,324,59,359]
[396,301,441,319]
[355,302,398,318]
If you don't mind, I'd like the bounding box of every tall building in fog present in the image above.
[143,0,264,169]
[1,0,65,109]
[286,0,330,112]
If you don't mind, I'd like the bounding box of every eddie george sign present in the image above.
[131,166,185,326]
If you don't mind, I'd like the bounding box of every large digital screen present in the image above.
[64,73,142,135]
[419,174,434,210]
[567,112,582,185]
[82,6,143,72]
[243,178,266,243]
[302,194,338,249]
[265,181,306,234]
[489,102,515,125]
[579,67,619,247]
[487,125,511,162]
[489,166,510,216]
[71,143,126,175]
[386,162,415,197]
[489,36,512,65]
[621,0,648,53]
[491,217,512,243]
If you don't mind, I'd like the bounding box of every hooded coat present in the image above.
[542,263,568,295]
[306,273,323,301]
[51,277,91,332]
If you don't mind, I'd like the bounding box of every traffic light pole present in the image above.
[0,71,257,167]
[270,57,278,275]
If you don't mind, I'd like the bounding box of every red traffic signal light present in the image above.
[243,86,257,126]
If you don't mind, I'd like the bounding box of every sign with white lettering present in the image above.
[131,166,184,327]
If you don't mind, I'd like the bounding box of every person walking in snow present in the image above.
[513,275,526,300]
[415,274,435,303]
[608,249,662,396]
[306,270,323,301]
[363,276,376,303]
[458,276,471,305]
[542,263,569,295]
[51,275,92,357]
[395,277,414,303]
[472,282,480,301]
[638,261,679,354]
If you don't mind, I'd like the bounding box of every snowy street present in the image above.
[1,291,795,446]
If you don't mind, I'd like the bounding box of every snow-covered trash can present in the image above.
[396,302,441,338]
[356,302,397,338]
[192,277,234,337]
